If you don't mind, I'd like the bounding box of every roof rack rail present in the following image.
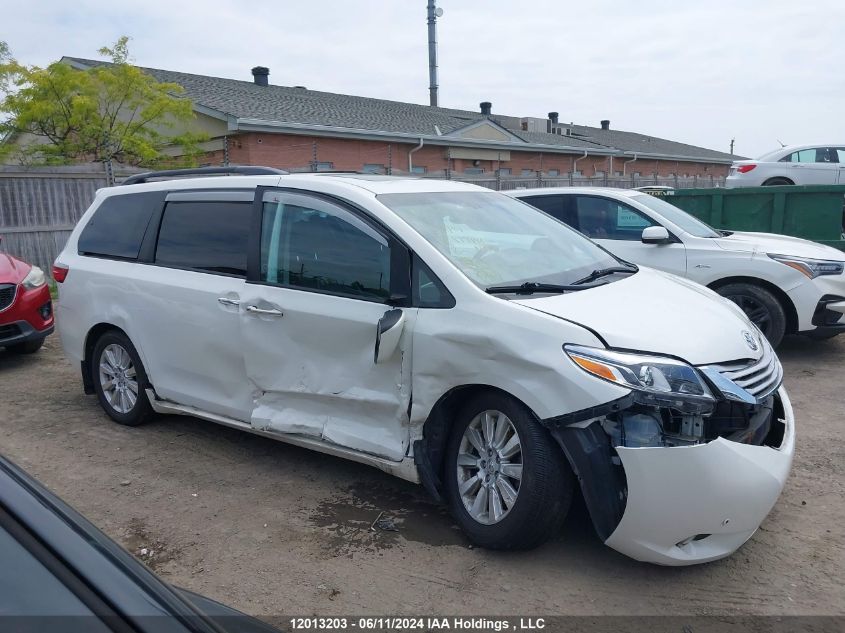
[120,166,289,186]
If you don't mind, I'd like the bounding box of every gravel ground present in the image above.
[0,334,843,618]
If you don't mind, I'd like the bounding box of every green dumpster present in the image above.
[662,185,845,251]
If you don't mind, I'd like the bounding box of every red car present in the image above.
[0,246,54,354]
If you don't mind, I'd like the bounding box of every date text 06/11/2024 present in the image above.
[288,617,547,630]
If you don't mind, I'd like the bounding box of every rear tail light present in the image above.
[736,164,757,173]
[52,263,69,283]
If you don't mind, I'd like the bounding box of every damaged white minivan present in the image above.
[55,167,794,565]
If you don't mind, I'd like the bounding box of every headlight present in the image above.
[21,266,46,289]
[565,345,715,414]
[768,253,844,279]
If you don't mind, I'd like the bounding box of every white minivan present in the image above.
[55,168,794,565]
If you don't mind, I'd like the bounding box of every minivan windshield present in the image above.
[630,194,721,238]
[379,192,620,288]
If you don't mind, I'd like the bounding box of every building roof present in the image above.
[62,57,738,164]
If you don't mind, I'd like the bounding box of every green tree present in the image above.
[0,37,205,167]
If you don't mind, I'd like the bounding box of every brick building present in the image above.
[61,58,737,179]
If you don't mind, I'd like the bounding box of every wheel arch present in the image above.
[414,384,539,503]
[81,323,131,394]
[762,176,794,186]
[708,276,799,334]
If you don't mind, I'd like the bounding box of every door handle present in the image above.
[246,305,284,317]
[217,297,240,307]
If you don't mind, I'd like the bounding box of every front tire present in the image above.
[91,331,154,426]
[445,392,573,550]
[716,282,787,347]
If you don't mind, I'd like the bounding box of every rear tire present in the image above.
[716,282,787,348]
[762,177,793,186]
[444,392,573,550]
[6,338,44,354]
[91,330,154,426]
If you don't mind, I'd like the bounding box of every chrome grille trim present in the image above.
[701,341,784,403]
[0,283,17,312]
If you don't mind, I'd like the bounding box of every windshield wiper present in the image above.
[571,265,638,286]
[717,229,734,237]
[486,281,600,295]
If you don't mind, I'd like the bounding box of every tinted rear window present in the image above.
[78,192,161,259]
[154,201,251,276]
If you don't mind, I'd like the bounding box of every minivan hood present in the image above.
[714,231,845,260]
[513,268,762,366]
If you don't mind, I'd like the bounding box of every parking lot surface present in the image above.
[0,335,843,617]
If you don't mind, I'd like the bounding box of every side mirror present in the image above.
[641,226,671,244]
[374,308,405,363]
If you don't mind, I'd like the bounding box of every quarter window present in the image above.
[260,195,391,302]
[154,201,251,276]
[78,192,161,259]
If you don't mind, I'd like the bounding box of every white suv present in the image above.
[55,168,794,565]
[508,187,845,347]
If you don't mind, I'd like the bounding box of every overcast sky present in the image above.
[5,0,842,157]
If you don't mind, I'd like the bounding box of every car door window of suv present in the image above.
[574,196,656,240]
[260,197,391,302]
[520,195,577,227]
[154,201,250,276]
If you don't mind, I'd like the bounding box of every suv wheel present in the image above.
[445,392,573,550]
[716,282,787,347]
[92,331,154,426]
[762,177,793,186]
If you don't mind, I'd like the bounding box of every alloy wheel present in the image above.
[98,343,139,414]
[456,409,523,525]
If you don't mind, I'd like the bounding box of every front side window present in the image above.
[574,196,655,240]
[378,192,617,289]
[260,194,391,302]
[629,194,721,238]
[154,201,250,276]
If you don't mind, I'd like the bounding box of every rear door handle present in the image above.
[217,297,240,307]
[246,305,284,317]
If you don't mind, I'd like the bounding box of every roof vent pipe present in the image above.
[480,101,492,116]
[600,119,610,130]
[251,66,269,86]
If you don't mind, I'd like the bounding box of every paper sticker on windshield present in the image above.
[443,217,541,258]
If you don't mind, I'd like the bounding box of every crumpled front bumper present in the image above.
[604,386,795,565]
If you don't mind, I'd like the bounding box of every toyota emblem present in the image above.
[742,330,759,351]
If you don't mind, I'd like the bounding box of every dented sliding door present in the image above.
[239,188,413,461]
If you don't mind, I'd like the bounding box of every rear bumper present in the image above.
[604,386,794,565]
[0,320,54,347]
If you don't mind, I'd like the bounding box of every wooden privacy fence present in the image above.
[0,166,137,277]
[0,164,727,278]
